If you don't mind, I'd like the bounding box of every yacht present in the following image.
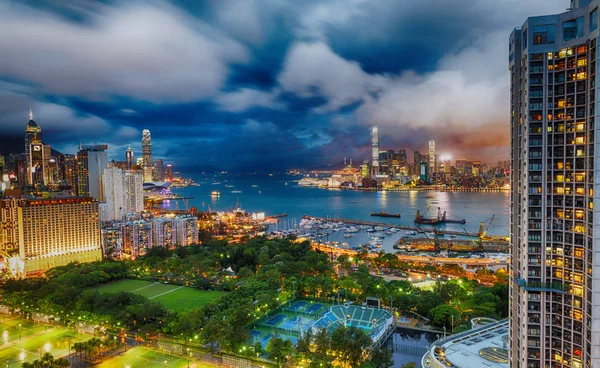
[346,226,359,233]
[343,233,352,238]
[374,226,384,231]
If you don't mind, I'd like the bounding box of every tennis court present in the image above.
[0,318,88,368]
[98,346,217,368]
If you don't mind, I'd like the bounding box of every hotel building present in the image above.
[509,1,600,367]
[0,197,102,276]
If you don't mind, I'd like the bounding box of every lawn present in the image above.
[98,346,218,368]
[95,280,226,312]
[0,318,88,368]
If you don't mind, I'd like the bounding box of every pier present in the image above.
[301,215,505,239]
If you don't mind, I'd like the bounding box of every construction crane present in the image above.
[464,215,495,252]
[416,224,441,252]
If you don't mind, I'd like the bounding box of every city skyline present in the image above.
[0,0,568,171]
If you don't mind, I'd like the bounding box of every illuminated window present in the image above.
[558,100,566,108]
[572,309,583,321]
[576,187,585,195]
[557,162,564,169]
[576,149,585,157]
[556,174,565,182]
[576,122,585,131]
[575,210,584,219]
[571,285,584,296]
[575,136,585,144]
[574,225,586,233]
[577,58,587,67]
[555,270,563,278]
[573,273,584,283]
[556,187,565,194]
[548,126,553,132]
[575,173,585,181]
[576,72,587,80]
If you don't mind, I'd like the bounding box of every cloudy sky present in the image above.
[0,0,567,171]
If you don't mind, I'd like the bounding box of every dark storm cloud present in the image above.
[0,0,567,170]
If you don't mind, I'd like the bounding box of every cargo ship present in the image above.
[370,211,401,218]
[414,207,465,225]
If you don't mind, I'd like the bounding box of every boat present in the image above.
[211,191,220,197]
[389,228,398,233]
[225,184,234,188]
[371,211,401,218]
[346,226,359,233]
[374,226,384,231]
[349,200,358,203]
[385,230,393,235]
[343,233,352,238]
[414,207,466,225]
[450,235,457,239]
[231,190,242,193]
[366,227,376,232]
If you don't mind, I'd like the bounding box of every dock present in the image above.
[301,215,501,238]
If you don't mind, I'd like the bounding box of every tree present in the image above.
[21,353,70,368]
[330,326,371,367]
[368,347,394,368]
[266,335,293,367]
[429,304,461,330]
[401,363,417,368]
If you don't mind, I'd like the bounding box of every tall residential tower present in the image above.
[142,129,152,182]
[510,2,600,367]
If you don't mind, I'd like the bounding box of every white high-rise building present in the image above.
[124,170,144,214]
[428,140,435,179]
[510,2,600,367]
[103,167,124,221]
[102,168,144,221]
[371,126,379,176]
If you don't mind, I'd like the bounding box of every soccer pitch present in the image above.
[0,318,88,368]
[95,280,226,312]
[98,346,217,368]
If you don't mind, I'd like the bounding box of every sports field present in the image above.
[95,279,226,312]
[98,346,217,368]
[0,318,88,368]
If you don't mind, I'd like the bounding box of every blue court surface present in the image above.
[288,301,308,311]
[305,303,324,314]
[264,314,286,326]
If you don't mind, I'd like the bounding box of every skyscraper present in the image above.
[24,108,41,157]
[142,129,152,182]
[371,126,379,176]
[153,158,164,181]
[125,145,134,170]
[102,167,143,221]
[428,140,435,179]
[76,144,108,200]
[510,3,600,367]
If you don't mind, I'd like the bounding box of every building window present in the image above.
[533,24,555,45]
[591,8,598,32]
[563,18,584,40]
[523,29,528,49]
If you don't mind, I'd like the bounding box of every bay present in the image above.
[170,174,510,238]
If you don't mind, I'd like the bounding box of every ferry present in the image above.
[211,191,220,197]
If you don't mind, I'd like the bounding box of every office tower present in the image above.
[398,149,407,164]
[165,164,173,181]
[510,3,599,367]
[371,127,379,176]
[76,144,108,200]
[360,161,370,178]
[413,151,421,175]
[125,145,134,170]
[153,158,165,181]
[472,161,481,177]
[428,140,435,178]
[455,159,467,174]
[0,197,102,276]
[142,129,152,182]
[27,141,45,186]
[24,108,42,157]
[58,154,77,190]
[378,150,388,175]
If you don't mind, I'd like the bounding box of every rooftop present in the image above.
[423,319,509,368]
